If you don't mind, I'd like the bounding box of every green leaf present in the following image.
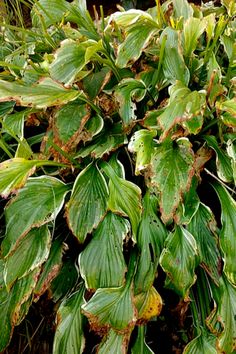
[216,99,236,127]
[50,257,79,302]
[156,83,204,140]
[173,0,193,20]
[79,212,129,290]
[31,0,70,27]
[83,67,111,100]
[2,110,26,138]
[82,284,136,331]
[187,203,220,283]
[131,326,154,354]
[183,327,217,354]
[4,226,51,289]
[134,192,167,294]
[226,139,236,184]
[49,40,100,86]
[0,158,36,198]
[66,163,108,243]
[53,286,85,354]
[207,276,236,353]
[204,135,233,183]
[183,17,206,58]
[160,28,190,86]
[128,129,156,175]
[0,267,40,352]
[150,139,194,223]
[102,162,142,240]
[0,101,15,116]
[99,329,129,354]
[1,176,69,257]
[34,235,64,300]
[212,183,236,286]
[114,11,158,68]
[0,78,80,108]
[175,176,200,225]
[54,101,91,145]
[160,225,198,299]
[76,123,127,159]
[114,78,146,130]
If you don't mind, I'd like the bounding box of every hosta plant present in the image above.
[0,0,236,352]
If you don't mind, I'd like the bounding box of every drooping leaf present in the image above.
[226,139,236,184]
[134,192,167,294]
[183,17,206,58]
[0,101,15,117]
[204,135,233,183]
[0,158,36,198]
[31,0,70,27]
[183,327,217,354]
[160,225,198,299]
[160,28,190,86]
[173,0,193,20]
[83,67,111,100]
[150,139,194,223]
[66,163,108,243]
[128,129,156,175]
[79,212,129,290]
[0,78,80,108]
[0,267,40,352]
[131,326,154,354]
[49,40,101,86]
[1,176,69,257]
[114,78,146,130]
[4,226,51,289]
[76,122,127,159]
[109,10,158,68]
[134,286,163,322]
[34,235,64,300]
[216,98,236,127]
[98,329,129,354]
[156,82,204,140]
[207,275,236,353]
[53,286,85,354]
[102,162,142,240]
[187,203,221,284]
[175,176,200,225]
[2,110,26,138]
[212,183,236,286]
[50,257,79,302]
[82,284,136,331]
[54,101,91,145]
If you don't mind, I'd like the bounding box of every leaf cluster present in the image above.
[0,0,236,352]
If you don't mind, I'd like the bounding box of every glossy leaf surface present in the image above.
[2,176,68,257]
[66,163,108,243]
[128,129,156,175]
[134,192,167,294]
[114,78,146,130]
[82,284,136,331]
[79,212,129,290]
[53,286,85,354]
[213,183,236,286]
[0,267,39,352]
[34,236,64,300]
[183,327,217,354]
[187,203,221,283]
[160,226,198,299]
[0,78,79,108]
[207,276,236,353]
[102,162,142,240]
[4,226,51,289]
[150,139,194,223]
